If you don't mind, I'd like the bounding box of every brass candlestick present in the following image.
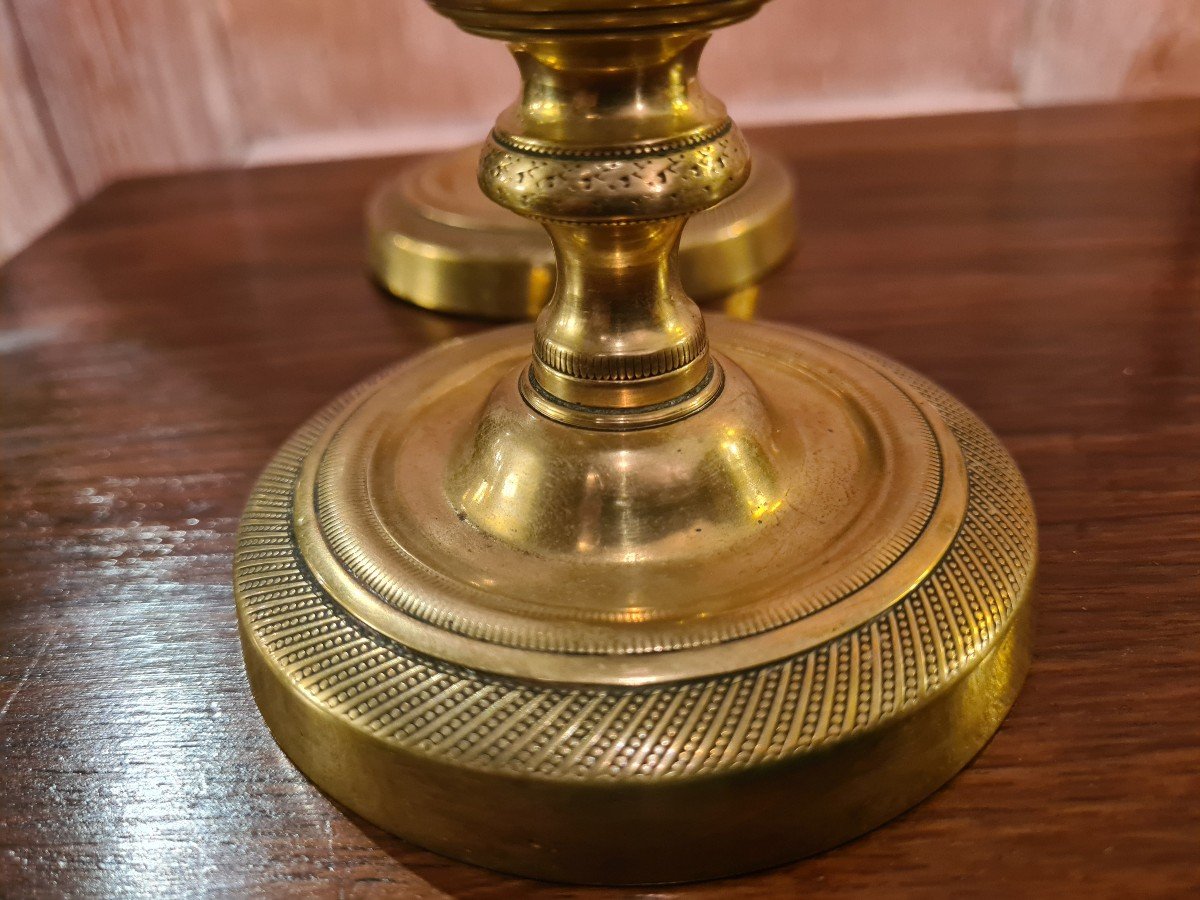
[366,145,796,317]
[236,0,1036,885]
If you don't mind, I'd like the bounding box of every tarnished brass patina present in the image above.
[236,0,1036,885]
[367,145,796,318]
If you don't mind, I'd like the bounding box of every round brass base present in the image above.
[366,147,797,318]
[235,318,1036,884]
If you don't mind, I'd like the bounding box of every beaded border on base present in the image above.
[311,351,944,654]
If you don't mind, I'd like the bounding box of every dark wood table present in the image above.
[3,100,1198,897]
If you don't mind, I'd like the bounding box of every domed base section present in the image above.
[366,146,796,318]
[234,317,1036,885]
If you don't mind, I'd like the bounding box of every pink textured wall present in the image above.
[5,0,1199,260]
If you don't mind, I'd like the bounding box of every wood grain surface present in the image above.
[2,101,1198,897]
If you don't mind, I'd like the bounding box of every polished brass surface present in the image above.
[237,319,1036,882]
[367,145,796,318]
[236,0,1037,885]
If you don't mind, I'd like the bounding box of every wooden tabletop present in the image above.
[2,100,1198,897]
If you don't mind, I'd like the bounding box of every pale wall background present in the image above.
[4,0,1200,261]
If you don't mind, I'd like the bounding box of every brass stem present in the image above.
[476,34,752,422]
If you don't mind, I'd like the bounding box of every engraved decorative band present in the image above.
[479,123,751,222]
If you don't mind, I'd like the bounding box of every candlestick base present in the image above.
[235,316,1035,884]
[367,146,796,318]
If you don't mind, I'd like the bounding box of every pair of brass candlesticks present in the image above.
[235,0,1035,885]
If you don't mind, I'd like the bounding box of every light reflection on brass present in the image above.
[236,0,1036,886]
[723,284,761,320]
